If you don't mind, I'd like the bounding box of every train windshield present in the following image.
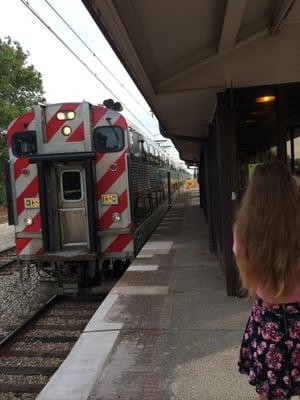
[12,131,37,157]
[94,126,124,152]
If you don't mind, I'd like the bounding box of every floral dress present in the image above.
[239,298,300,399]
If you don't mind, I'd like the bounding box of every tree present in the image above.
[0,37,45,205]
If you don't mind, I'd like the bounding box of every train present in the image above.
[5,100,188,294]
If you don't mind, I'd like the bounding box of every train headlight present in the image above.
[62,126,72,136]
[57,112,66,120]
[66,111,75,119]
[56,111,76,120]
[112,213,121,222]
[24,217,33,226]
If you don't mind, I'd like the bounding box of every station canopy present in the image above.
[83,0,300,164]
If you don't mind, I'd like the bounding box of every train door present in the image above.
[56,164,88,249]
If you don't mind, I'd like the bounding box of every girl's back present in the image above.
[235,160,300,400]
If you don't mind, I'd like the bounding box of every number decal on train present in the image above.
[101,194,118,205]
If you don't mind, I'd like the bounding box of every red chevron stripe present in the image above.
[14,158,30,180]
[96,149,127,195]
[23,212,41,233]
[46,103,79,142]
[16,238,32,255]
[7,112,35,148]
[16,176,39,215]
[92,106,108,126]
[99,189,128,229]
[104,234,133,253]
[114,115,128,130]
[66,122,84,142]
[96,153,105,163]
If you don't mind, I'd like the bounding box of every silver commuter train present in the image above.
[5,100,188,293]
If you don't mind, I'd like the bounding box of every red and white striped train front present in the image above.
[6,102,134,292]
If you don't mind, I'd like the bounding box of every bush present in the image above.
[0,182,7,207]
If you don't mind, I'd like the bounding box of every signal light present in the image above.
[103,99,123,111]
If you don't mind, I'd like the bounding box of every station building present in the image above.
[82,0,300,296]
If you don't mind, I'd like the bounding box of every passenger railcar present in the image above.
[5,101,187,293]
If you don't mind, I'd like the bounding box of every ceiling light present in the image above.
[255,96,275,103]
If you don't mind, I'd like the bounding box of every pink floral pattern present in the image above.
[239,298,300,399]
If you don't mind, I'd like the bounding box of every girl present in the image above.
[234,160,300,400]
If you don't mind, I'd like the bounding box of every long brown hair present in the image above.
[234,160,300,299]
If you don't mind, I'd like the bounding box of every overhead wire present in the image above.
[18,0,158,139]
[42,0,151,116]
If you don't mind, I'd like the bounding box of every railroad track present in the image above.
[0,294,104,399]
[0,247,16,271]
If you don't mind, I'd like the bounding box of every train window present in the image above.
[61,171,82,201]
[12,131,37,157]
[94,126,124,152]
[145,194,152,216]
[148,145,155,164]
[140,141,148,162]
[133,195,145,225]
[151,192,158,208]
[154,149,159,165]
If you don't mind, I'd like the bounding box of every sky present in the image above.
[0,0,186,164]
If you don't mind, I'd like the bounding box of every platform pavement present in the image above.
[0,223,15,252]
[38,190,264,400]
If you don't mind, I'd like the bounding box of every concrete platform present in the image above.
[37,191,259,400]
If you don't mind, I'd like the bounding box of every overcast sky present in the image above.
[0,0,183,160]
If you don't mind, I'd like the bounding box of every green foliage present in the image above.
[0,37,45,206]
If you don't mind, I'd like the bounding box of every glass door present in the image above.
[57,165,88,248]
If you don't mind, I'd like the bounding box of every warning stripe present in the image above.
[16,238,32,254]
[99,189,128,229]
[16,176,39,215]
[46,103,79,142]
[96,153,105,163]
[92,106,108,126]
[16,207,40,233]
[93,107,123,129]
[7,112,35,148]
[14,158,30,180]
[96,149,127,197]
[66,122,84,142]
[15,164,38,198]
[114,115,128,130]
[18,238,43,256]
[23,212,41,233]
[104,234,133,253]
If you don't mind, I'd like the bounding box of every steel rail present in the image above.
[0,294,60,352]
